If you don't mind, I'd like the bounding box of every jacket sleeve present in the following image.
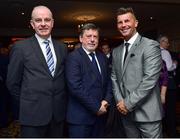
[6,43,24,100]
[111,48,124,103]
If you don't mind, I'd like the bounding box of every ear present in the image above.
[51,19,54,28]
[30,20,35,29]
[135,20,138,28]
[79,35,82,43]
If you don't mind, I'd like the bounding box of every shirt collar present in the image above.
[35,34,52,44]
[82,45,96,55]
[124,32,139,46]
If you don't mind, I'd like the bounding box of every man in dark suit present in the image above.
[65,23,112,137]
[111,7,163,138]
[101,43,113,70]
[6,5,67,137]
[101,44,126,137]
[0,47,10,128]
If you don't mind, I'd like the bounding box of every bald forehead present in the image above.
[31,6,53,19]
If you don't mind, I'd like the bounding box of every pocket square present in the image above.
[130,53,135,57]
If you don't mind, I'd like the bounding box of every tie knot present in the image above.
[89,52,95,58]
[124,42,130,47]
[44,40,50,44]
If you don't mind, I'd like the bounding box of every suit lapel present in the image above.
[114,45,123,73]
[79,47,94,73]
[114,45,124,82]
[79,47,101,82]
[52,40,62,77]
[96,51,104,84]
[122,35,142,76]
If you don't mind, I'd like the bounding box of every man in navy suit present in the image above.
[65,23,112,137]
[6,5,67,137]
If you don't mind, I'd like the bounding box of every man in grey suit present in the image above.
[111,7,163,138]
[6,5,67,137]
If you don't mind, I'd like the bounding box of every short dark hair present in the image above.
[79,23,99,37]
[116,7,136,19]
[101,42,110,48]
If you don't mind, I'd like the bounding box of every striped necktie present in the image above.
[44,40,55,76]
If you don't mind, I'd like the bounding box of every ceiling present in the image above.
[0,0,180,40]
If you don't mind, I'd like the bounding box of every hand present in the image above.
[97,100,109,116]
[116,100,128,115]
[173,60,178,66]
[161,95,166,104]
[101,100,109,109]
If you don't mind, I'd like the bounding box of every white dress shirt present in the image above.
[122,32,139,67]
[35,34,57,74]
[161,47,176,71]
[82,46,101,74]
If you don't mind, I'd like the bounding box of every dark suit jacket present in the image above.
[6,36,67,126]
[65,47,112,125]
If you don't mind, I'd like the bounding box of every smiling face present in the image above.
[30,6,54,39]
[79,29,99,52]
[117,12,138,41]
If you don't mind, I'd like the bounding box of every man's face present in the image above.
[117,12,138,41]
[160,37,170,49]
[102,45,110,55]
[30,7,54,39]
[80,29,99,52]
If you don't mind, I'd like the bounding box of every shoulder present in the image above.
[52,39,68,56]
[140,37,160,52]
[96,50,106,58]
[67,48,81,59]
[11,37,33,53]
[141,37,159,47]
[13,37,32,47]
[161,48,169,53]
[52,39,67,49]
[52,39,66,46]
[112,44,123,55]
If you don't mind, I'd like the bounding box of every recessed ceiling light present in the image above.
[72,11,102,22]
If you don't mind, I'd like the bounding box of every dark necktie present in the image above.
[89,52,101,76]
[44,40,55,76]
[123,42,130,64]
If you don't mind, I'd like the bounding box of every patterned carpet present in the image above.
[0,120,180,138]
[1,107,180,138]
[0,121,20,138]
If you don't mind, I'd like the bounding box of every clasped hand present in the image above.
[97,100,109,116]
[117,100,128,115]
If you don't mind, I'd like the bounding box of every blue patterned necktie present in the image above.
[44,40,55,76]
[89,52,101,76]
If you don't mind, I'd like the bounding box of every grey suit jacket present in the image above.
[111,34,163,122]
[7,36,67,126]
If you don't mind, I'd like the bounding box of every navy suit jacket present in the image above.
[6,36,67,126]
[65,47,112,125]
